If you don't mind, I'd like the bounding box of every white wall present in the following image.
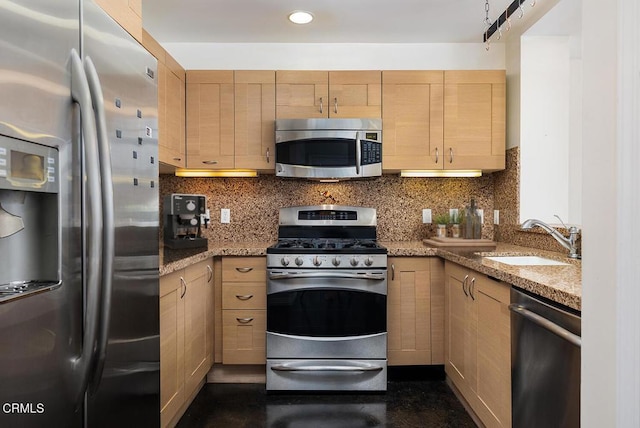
[161,42,505,70]
[581,0,618,424]
[583,0,640,425]
[520,36,571,224]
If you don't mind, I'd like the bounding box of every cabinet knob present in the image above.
[202,160,218,165]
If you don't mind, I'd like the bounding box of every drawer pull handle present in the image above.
[207,265,213,283]
[236,317,254,324]
[236,267,253,273]
[180,277,186,299]
[235,294,254,301]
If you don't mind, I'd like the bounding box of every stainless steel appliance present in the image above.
[266,205,388,391]
[510,287,581,428]
[274,119,382,180]
[0,1,159,426]
[163,194,208,249]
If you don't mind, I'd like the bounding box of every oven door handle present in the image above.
[268,272,386,281]
[271,363,383,372]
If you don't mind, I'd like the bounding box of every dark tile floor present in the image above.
[177,368,476,428]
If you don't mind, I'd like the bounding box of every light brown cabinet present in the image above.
[142,31,186,169]
[159,258,214,428]
[276,71,381,119]
[221,257,266,364]
[387,257,445,366]
[444,70,506,172]
[382,71,444,171]
[234,71,276,170]
[186,71,235,169]
[94,0,143,43]
[444,261,511,428]
[382,70,505,173]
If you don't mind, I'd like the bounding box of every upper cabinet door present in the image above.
[276,71,381,119]
[163,56,187,168]
[186,70,235,169]
[141,30,186,169]
[234,71,276,171]
[444,70,506,172]
[328,71,381,118]
[382,71,444,171]
[276,71,328,119]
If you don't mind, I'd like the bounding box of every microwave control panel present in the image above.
[361,141,382,165]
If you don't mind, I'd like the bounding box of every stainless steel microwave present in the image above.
[275,118,382,180]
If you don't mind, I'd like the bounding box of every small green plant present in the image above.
[434,213,450,225]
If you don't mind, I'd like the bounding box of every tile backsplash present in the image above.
[160,146,577,252]
[159,174,496,242]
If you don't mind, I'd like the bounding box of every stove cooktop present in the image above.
[268,238,387,254]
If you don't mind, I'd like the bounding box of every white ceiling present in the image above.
[142,0,516,44]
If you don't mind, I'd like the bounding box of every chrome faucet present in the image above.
[521,217,581,259]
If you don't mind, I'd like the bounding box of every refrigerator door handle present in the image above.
[84,56,115,393]
[69,48,103,404]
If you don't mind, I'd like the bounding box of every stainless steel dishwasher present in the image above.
[510,287,581,428]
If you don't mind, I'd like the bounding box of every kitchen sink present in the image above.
[484,256,570,266]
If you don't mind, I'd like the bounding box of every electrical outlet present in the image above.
[477,209,484,224]
[494,209,500,225]
[220,208,230,224]
[422,209,432,224]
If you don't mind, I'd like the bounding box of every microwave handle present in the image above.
[355,131,361,175]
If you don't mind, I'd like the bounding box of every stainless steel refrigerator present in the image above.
[0,1,160,427]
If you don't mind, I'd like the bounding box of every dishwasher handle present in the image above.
[509,304,581,348]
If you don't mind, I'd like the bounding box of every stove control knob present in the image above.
[295,257,304,267]
[281,257,290,267]
[350,257,360,267]
[364,257,374,267]
[332,257,341,267]
[313,256,322,266]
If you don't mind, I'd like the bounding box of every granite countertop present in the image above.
[160,240,581,311]
[160,241,275,277]
[385,241,581,311]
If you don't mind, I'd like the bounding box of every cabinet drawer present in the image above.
[222,283,266,310]
[222,257,266,282]
[222,309,266,364]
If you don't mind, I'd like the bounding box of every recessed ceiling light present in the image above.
[288,11,313,25]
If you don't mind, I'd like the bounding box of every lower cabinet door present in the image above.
[183,268,213,396]
[159,284,185,427]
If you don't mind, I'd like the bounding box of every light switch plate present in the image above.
[422,209,432,224]
[221,208,230,224]
[477,209,484,224]
[494,210,500,225]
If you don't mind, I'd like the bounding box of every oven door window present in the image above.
[276,138,356,167]
[267,289,386,337]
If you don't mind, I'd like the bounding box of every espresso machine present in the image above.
[163,193,209,249]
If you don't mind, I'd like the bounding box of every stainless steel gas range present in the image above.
[266,205,388,392]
